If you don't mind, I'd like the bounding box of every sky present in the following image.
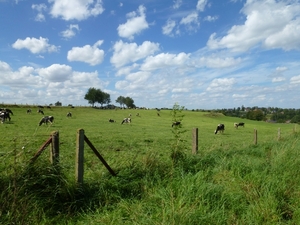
[0,0,300,110]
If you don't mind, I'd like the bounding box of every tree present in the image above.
[85,87,111,107]
[116,96,126,108]
[124,96,135,108]
[55,101,62,106]
[84,87,98,107]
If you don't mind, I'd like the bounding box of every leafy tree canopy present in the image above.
[84,87,111,107]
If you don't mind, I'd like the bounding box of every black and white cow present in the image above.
[0,111,10,123]
[27,109,32,114]
[109,118,116,123]
[215,124,225,134]
[37,109,44,115]
[121,117,131,124]
[172,121,181,127]
[67,112,72,117]
[234,122,245,128]
[39,116,54,126]
[0,109,13,123]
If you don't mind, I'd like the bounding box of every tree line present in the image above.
[84,87,135,108]
[216,106,300,123]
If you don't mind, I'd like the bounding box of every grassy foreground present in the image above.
[0,105,299,224]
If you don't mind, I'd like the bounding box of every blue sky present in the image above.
[1,0,300,109]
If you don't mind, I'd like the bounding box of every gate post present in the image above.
[50,131,59,165]
[76,129,85,185]
[192,128,198,154]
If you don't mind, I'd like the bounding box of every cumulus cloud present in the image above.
[12,37,59,54]
[67,40,104,66]
[117,5,149,40]
[206,78,236,92]
[38,64,72,82]
[207,0,300,52]
[141,52,190,71]
[32,4,47,22]
[49,0,104,21]
[111,40,160,68]
[196,56,242,68]
[61,24,80,39]
[290,75,300,84]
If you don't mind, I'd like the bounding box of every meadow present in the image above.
[0,105,300,224]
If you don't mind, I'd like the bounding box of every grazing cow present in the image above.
[39,116,54,126]
[0,111,11,123]
[37,109,44,115]
[172,121,181,127]
[215,124,225,134]
[0,109,13,123]
[27,109,32,114]
[234,122,245,128]
[0,108,13,115]
[46,106,51,109]
[67,112,72,117]
[136,113,140,117]
[109,118,116,123]
[121,117,131,124]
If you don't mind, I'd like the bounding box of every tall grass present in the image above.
[0,105,300,224]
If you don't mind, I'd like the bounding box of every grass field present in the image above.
[1,105,300,224]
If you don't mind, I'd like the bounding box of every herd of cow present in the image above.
[1,108,245,134]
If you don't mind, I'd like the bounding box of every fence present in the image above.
[30,129,116,185]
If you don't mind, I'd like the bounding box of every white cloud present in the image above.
[111,40,160,68]
[32,4,47,22]
[290,75,300,84]
[206,78,236,92]
[207,0,300,52]
[204,15,218,22]
[272,77,286,82]
[12,37,59,54]
[180,12,199,28]
[117,5,149,40]
[49,0,104,21]
[196,0,208,11]
[196,56,242,69]
[61,24,80,39]
[67,40,104,66]
[141,52,190,71]
[173,0,182,9]
[162,19,177,36]
[38,64,72,82]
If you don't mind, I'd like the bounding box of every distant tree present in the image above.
[124,97,135,108]
[85,87,98,107]
[246,109,265,121]
[116,96,126,108]
[55,101,62,106]
[84,87,111,107]
[98,91,111,106]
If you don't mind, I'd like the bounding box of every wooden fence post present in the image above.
[277,128,281,141]
[254,129,257,145]
[192,128,198,154]
[50,131,59,165]
[76,129,85,185]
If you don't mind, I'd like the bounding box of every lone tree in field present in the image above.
[85,87,111,107]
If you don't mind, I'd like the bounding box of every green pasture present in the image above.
[1,105,300,224]
[0,106,298,179]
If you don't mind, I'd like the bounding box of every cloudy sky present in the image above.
[1,0,300,109]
